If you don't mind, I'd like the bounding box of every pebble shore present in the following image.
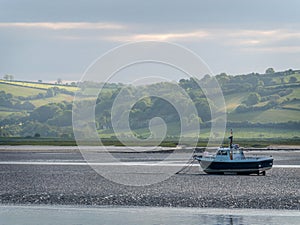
[1,164,299,209]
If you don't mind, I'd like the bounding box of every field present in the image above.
[0,111,17,119]
[288,86,300,99]
[97,122,300,147]
[0,80,79,92]
[0,83,46,97]
[224,92,248,112]
[227,109,300,123]
[30,94,74,107]
[198,127,299,139]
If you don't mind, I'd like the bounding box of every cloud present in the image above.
[106,30,210,42]
[241,46,300,53]
[0,22,125,30]
[210,28,300,54]
[105,27,300,56]
[227,29,300,43]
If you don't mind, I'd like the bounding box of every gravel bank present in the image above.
[1,164,299,209]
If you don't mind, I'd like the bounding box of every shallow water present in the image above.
[0,205,299,225]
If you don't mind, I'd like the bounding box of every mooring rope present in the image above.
[175,150,200,174]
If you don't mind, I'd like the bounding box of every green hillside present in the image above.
[0,69,299,145]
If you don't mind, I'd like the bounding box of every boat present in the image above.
[194,130,273,175]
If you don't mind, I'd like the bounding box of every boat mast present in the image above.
[229,129,233,160]
[229,129,233,148]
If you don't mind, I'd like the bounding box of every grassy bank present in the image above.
[1,137,300,147]
[0,137,77,146]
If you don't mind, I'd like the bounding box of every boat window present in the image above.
[232,149,246,159]
[217,150,228,155]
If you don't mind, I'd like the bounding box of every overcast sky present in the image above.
[1,0,300,82]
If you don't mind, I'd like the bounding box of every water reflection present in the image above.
[0,205,299,225]
[197,214,241,225]
[217,215,237,225]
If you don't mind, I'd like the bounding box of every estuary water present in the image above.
[0,205,299,225]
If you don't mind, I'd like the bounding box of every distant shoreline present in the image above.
[0,145,300,153]
[1,137,300,148]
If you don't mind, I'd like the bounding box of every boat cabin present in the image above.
[216,146,246,160]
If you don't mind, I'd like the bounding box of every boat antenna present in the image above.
[228,129,233,148]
